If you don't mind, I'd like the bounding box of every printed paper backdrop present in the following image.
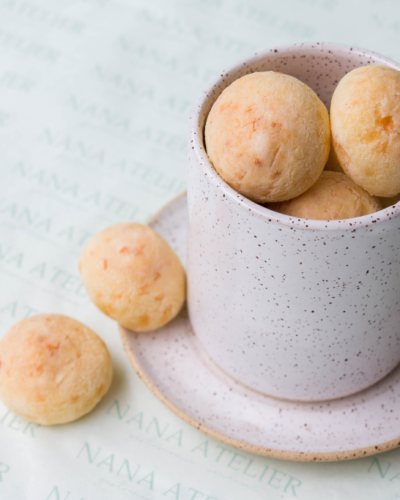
[1,0,400,498]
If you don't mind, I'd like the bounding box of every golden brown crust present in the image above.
[205,71,330,203]
[79,223,186,332]
[267,171,382,220]
[331,65,400,197]
[0,314,112,425]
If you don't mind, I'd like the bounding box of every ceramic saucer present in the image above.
[120,193,400,462]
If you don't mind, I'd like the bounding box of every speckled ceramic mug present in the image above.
[187,43,400,402]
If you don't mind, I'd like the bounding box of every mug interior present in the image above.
[190,42,400,231]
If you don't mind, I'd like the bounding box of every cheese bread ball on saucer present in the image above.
[268,171,382,220]
[205,71,330,203]
[79,223,185,332]
[331,65,400,197]
[0,314,112,425]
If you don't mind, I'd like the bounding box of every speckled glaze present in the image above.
[187,43,400,402]
[120,194,400,461]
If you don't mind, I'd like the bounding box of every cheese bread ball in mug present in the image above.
[331,65,400,197]
[0,314,112,425]
[205,71,330,203]
[268,171,382,220]
[80,223,186,332]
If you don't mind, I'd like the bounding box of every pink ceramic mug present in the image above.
[187,43,400,401]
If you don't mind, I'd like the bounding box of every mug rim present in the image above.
[189,42,400,232]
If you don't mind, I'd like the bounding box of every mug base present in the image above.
[193,333,400,403]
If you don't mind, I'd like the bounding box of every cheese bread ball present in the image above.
[267,171,382,220]
[205,71,330,203]
[0,314,112,425]
[331,65,400,197]
[79,223,185,332]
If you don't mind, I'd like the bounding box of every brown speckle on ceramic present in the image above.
[187,43,400,402]
[120,194,400,462]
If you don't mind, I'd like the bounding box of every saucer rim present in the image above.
[119,192,400,462]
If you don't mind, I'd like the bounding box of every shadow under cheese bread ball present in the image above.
[205,71,330,203]
[0,314,112,425]
[331,64,400,198]
[79,223,186,332]
[378,193,400,208]
[267,171,382,220]
[324,134,343,173]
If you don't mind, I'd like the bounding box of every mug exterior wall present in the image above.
[187,43,400,401]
